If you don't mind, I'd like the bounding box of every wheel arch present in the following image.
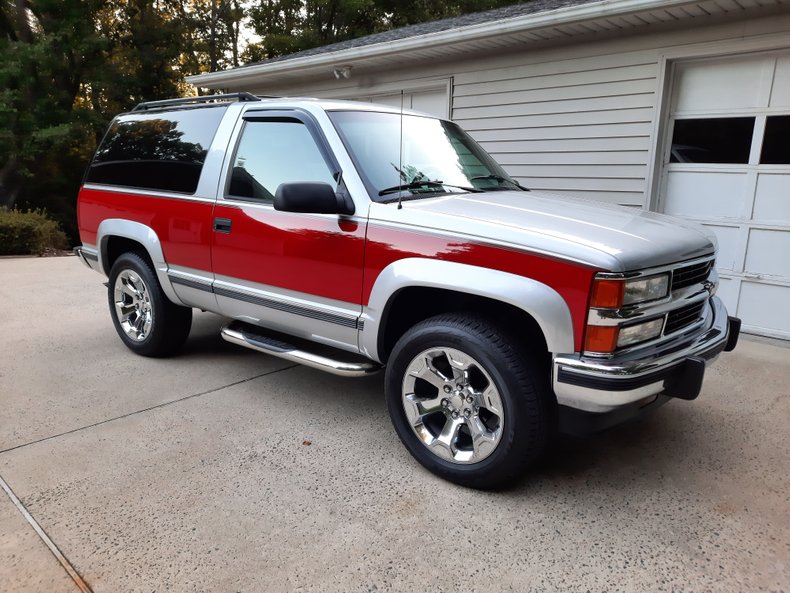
[361,258,576,363]
[97,219,181,304]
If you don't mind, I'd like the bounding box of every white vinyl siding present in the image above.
[453,58,659,207]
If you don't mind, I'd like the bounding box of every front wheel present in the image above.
[107,252,192,357]
[385,314,553,489]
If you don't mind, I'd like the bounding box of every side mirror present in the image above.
[274,182,354,215]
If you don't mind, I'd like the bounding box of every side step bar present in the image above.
[221,321,382,378]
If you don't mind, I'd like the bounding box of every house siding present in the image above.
[453,57,659,206]
[243,12,790,210]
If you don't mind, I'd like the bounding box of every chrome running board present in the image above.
[221,321,381,378]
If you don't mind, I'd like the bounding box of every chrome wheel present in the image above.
[402,347,504,464]
[113,269,153,342]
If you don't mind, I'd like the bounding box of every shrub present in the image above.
[0,208,70,256]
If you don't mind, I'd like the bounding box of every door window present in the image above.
[227,119,336,201]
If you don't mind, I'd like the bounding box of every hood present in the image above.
[369,191,715,272]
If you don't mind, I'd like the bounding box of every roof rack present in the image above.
[132,92,264,112]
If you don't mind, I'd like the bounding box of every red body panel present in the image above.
[79,188,594,351]
[363,225,596,352]
[78,187,213,272]
[211,203,366,304]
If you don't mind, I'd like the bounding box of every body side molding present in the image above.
[360,257,576,362]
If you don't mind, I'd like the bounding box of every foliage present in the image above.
[0,208,70,255]
[244,0,522,61]
[0,0,245,245]
[0,0,524,247]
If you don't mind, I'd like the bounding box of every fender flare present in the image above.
[360,257,576,361]
[96,219,181,304]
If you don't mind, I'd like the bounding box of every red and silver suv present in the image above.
[76,93,740,488]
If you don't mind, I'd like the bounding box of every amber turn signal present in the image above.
[590,279,624,309]
[584,325,619,353]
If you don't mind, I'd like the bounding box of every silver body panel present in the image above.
[368,192,715,273]
[360,257,575,362]
[212,274,361,353]
[95,219,181,304]
[166,265,218,312]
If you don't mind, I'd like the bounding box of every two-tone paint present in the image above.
[77,97,729,416]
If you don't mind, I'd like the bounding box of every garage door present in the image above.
[660,51,790,340]
[350,86,449,119]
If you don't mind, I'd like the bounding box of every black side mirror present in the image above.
[274,182,354,215]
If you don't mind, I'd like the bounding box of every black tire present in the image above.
[107,252,192,357]
[385,313,553,489]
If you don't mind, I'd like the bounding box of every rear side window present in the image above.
[85,106,227,194]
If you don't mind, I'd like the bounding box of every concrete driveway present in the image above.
[1,256,788,593]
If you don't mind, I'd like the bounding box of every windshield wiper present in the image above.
[378,180,482,197]
[470,174,529,190]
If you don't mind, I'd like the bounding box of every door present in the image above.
[211,111,367,351]
[351,85,450,119]
[660,51,790,340]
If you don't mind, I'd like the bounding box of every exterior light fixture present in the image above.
[333,65,352,80]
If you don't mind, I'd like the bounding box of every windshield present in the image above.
[328,110,524,202]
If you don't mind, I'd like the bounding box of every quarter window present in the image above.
[227,120,336,201]
[86,106,226,193]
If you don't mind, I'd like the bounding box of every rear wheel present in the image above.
[108,252,192,357]
[385,313,553,489]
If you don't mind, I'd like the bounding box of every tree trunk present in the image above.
[209,0,218,72]
[0,157,21,208]
[15,0,32,42]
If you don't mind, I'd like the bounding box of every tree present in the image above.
[243,0,524,61]
[0,0,190,239]
[0,0,107,233]
[177,0,246,78]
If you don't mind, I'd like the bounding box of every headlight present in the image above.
[617,318,664,348]
[623,274,670,305]
[591,273,670,308]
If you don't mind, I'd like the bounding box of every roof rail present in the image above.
[132,92,263,112]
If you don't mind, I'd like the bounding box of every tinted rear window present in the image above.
[86,106,227,194]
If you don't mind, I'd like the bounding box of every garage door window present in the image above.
[670,117,755,163]
[760,115,790,164]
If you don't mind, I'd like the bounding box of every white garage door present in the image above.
[350,86,449,119]
[660,51,790,340]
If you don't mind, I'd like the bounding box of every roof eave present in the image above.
[185,0,715,87]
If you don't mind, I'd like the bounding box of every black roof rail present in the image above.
[132,92,264,112]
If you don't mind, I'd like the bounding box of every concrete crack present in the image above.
[0,473,94,593]
[0,364,297,456]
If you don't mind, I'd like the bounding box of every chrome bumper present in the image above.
[553,296,738,413]
[73,245,102,272]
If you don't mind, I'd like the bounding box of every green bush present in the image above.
[0,208,70,256]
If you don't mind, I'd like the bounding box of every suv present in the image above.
[76,93,740,488]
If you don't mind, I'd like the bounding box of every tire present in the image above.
[107,252,192,357]
[385,313,553,489]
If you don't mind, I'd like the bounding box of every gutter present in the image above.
[187,0,704,86]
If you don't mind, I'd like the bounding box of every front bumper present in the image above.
[553,296,739,415]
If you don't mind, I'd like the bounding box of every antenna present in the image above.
[397,90,404,210]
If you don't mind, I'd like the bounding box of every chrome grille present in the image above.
[664,301,705,335]
[672,259,713,290]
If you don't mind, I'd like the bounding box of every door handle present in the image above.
[213,218,232,233]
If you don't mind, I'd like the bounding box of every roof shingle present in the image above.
[239,0,600,69]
